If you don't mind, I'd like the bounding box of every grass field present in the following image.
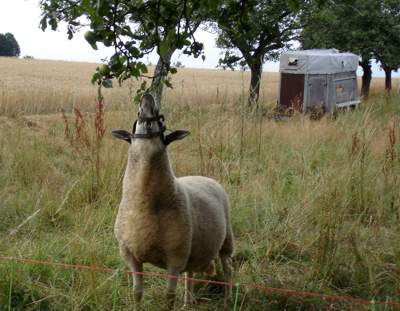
[1,57,400,310]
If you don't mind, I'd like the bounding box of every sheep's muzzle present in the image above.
[132,115,166,140]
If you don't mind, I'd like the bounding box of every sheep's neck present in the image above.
[124,150,175,208]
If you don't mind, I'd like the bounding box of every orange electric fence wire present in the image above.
[1,255,400,309]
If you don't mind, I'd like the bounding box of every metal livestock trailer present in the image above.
[278,49,360,113]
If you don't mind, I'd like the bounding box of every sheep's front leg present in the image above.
[132,262,144,310]
[126,255,144,311]
[166,267,181,310]
[184,271,194,306]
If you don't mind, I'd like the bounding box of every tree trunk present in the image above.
[360,61,372,98]
[383,65,392,95]
[150,46,175,108]
[248,60,263,106]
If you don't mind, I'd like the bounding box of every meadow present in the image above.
[1,57,400,310]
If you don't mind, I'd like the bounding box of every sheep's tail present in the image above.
[220,196,234,258]
[220,225,234,307]
[220,224,234,257]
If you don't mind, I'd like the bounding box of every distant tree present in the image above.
[0,32,20,57]
[213,0,304,106]
[376,44,400,96]
[39,0,212,106]
[300,0,382,98]
[0,34,8,56]
[373,0,400,94]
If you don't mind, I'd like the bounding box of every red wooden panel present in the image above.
[279,73,304,111]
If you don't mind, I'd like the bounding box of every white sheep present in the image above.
[112,94,234,310]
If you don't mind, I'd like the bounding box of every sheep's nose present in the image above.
[139,94,158,117]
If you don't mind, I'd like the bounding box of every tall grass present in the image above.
[0,58,400,310]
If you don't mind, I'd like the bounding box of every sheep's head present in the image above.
[112,94,190,145]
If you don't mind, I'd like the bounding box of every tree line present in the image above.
[39,0,400,106]
[301,0,400,97]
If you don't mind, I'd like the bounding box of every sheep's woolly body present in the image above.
[115,139,234,274]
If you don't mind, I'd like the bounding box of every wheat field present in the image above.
[1,56,400,310]
[1,57,397,116]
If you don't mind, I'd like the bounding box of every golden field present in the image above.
[0,57,281,115]
[1,56,400,310]
[1,56,399,116]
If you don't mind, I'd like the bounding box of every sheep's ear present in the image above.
[112,130,132,144]
[164,130,190,145]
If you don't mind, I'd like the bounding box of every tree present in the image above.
[0,32,21,57]
[300,0,382,98]
[373,0,400,94]
[214,0,303,106]
[40,0,210,106]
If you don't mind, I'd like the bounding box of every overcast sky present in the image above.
[0,0,397,77]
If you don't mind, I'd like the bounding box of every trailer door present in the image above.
[307,75,327,111]
[333,72,358,108]
[279,73,304,111]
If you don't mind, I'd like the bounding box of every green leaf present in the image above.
[96,0,109,16]
[287,0,300,11]
[98,64,111,76]
[133,93,142,105]
[102,79,113,88]
[130,66,140,78]
[84,31,98,50]
[49,18,58,31]
[164,78,173,88]
[40,16,47,31]
[138,63,148,74]
[110,57,123,73]
[91,72,101,85]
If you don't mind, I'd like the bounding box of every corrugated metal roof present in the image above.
[279,49,359,74]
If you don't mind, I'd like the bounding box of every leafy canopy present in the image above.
[215,0,303,70]
[372,0,400,70]
[300,0,382,62]
[40,0,210,89]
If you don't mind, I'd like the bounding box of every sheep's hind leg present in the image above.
[220,254,233,309]
[123,250,144,311]
[184,271,194,307]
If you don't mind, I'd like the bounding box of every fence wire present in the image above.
[1,256,399,309]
